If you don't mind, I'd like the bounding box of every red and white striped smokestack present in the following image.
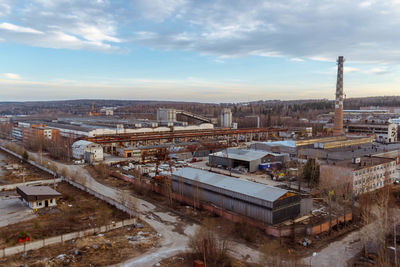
[333,56,344,136]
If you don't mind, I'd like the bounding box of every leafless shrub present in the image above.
[189,218,231,266]
[93,163,110,179]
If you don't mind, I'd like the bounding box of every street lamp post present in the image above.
[310,252,317,266]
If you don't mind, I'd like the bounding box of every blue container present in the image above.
[259,163,271,170]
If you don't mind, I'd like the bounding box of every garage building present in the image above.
[172,168,301,225]
[209,148,286,172]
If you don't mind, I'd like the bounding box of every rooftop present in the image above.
[173,167,289,203]
[17,186,62,197]
[210,148,271,161]
[259,140,297,148]
[325,156,395,170]
[72,140,95,148]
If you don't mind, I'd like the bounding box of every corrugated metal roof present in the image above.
[210,148,270,161]
[259,140,297,148]
[72,140,94,149]
[173,168,288,203]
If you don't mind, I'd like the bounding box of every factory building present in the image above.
[249,136,348,157]
[220,108,232,128]
[72,140,104,162]
[320,156,397,195]
[345,123,398,143]
[209,148,287,172]
[172,168,301,224]
[157,108,177,122]
[11,123,60,145]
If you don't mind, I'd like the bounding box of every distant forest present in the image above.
[1,96,400,128]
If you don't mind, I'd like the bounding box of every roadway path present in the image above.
[0,141,370,266]
[1,142,369,266]
[12,148,262,266]
[302,227,365,267]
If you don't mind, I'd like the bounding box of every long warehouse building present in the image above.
[172,168,301,225]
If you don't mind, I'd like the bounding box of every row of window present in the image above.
[354,163,395,176]
[355,178,396,194]
[354,171,396,185]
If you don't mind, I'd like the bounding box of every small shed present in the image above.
[17,186,62,209]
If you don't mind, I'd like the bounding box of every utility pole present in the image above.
[328,190,333,234]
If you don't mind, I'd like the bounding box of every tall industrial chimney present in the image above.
[333,56,344,136]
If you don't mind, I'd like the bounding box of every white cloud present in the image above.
[129,0,400,63]
[0,22,43,34]
[0,0,400,63]
[0,1,121,51]
[367,67,389,75]
[0,0,11,16]
[1,75,398,102]
[290,57,304,62]
[3,73,21,79]
[75,23,121,43]
[344,67,360,73]
[132,0,187,21]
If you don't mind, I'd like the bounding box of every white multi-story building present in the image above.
[320,156,398,195]
[345,123,398,143]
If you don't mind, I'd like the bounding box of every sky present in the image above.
[0,0,400,103]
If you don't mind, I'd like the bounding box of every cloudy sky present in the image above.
[0,0,399,102]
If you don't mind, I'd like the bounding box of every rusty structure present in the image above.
[86,127,284,144]
[85,127,285,154]
[333,56,345,136]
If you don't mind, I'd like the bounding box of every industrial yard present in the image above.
[0,222,157,266]
[0,182,131,249]
[0,57,400,266]
[0,150,53,185]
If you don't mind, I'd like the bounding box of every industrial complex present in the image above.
[1,55,400,266]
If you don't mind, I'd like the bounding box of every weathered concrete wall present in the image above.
[307,213,353,235]
[0,218,136,258]
[62,178,136,217]
[0,178,63,191]
[0,146,136,217]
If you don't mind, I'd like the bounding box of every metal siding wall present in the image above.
[272,204,300,224]
[274,195,301,209]
[209,156,232,168]
[300,198,313,216]
[172,174,280,224]
[249,159,261,172]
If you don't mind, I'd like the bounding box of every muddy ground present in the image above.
[0,182,130,249]
[1,220,159,267]
[0,151,53,185]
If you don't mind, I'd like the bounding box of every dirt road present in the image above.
[302,228,364,267]
[0,144,264,265]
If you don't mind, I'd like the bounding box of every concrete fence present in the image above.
[0,146,136,218]
[0,146,57,177]
[0,178,63,191]
[0,218,136,258]
[62,177,136,217]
